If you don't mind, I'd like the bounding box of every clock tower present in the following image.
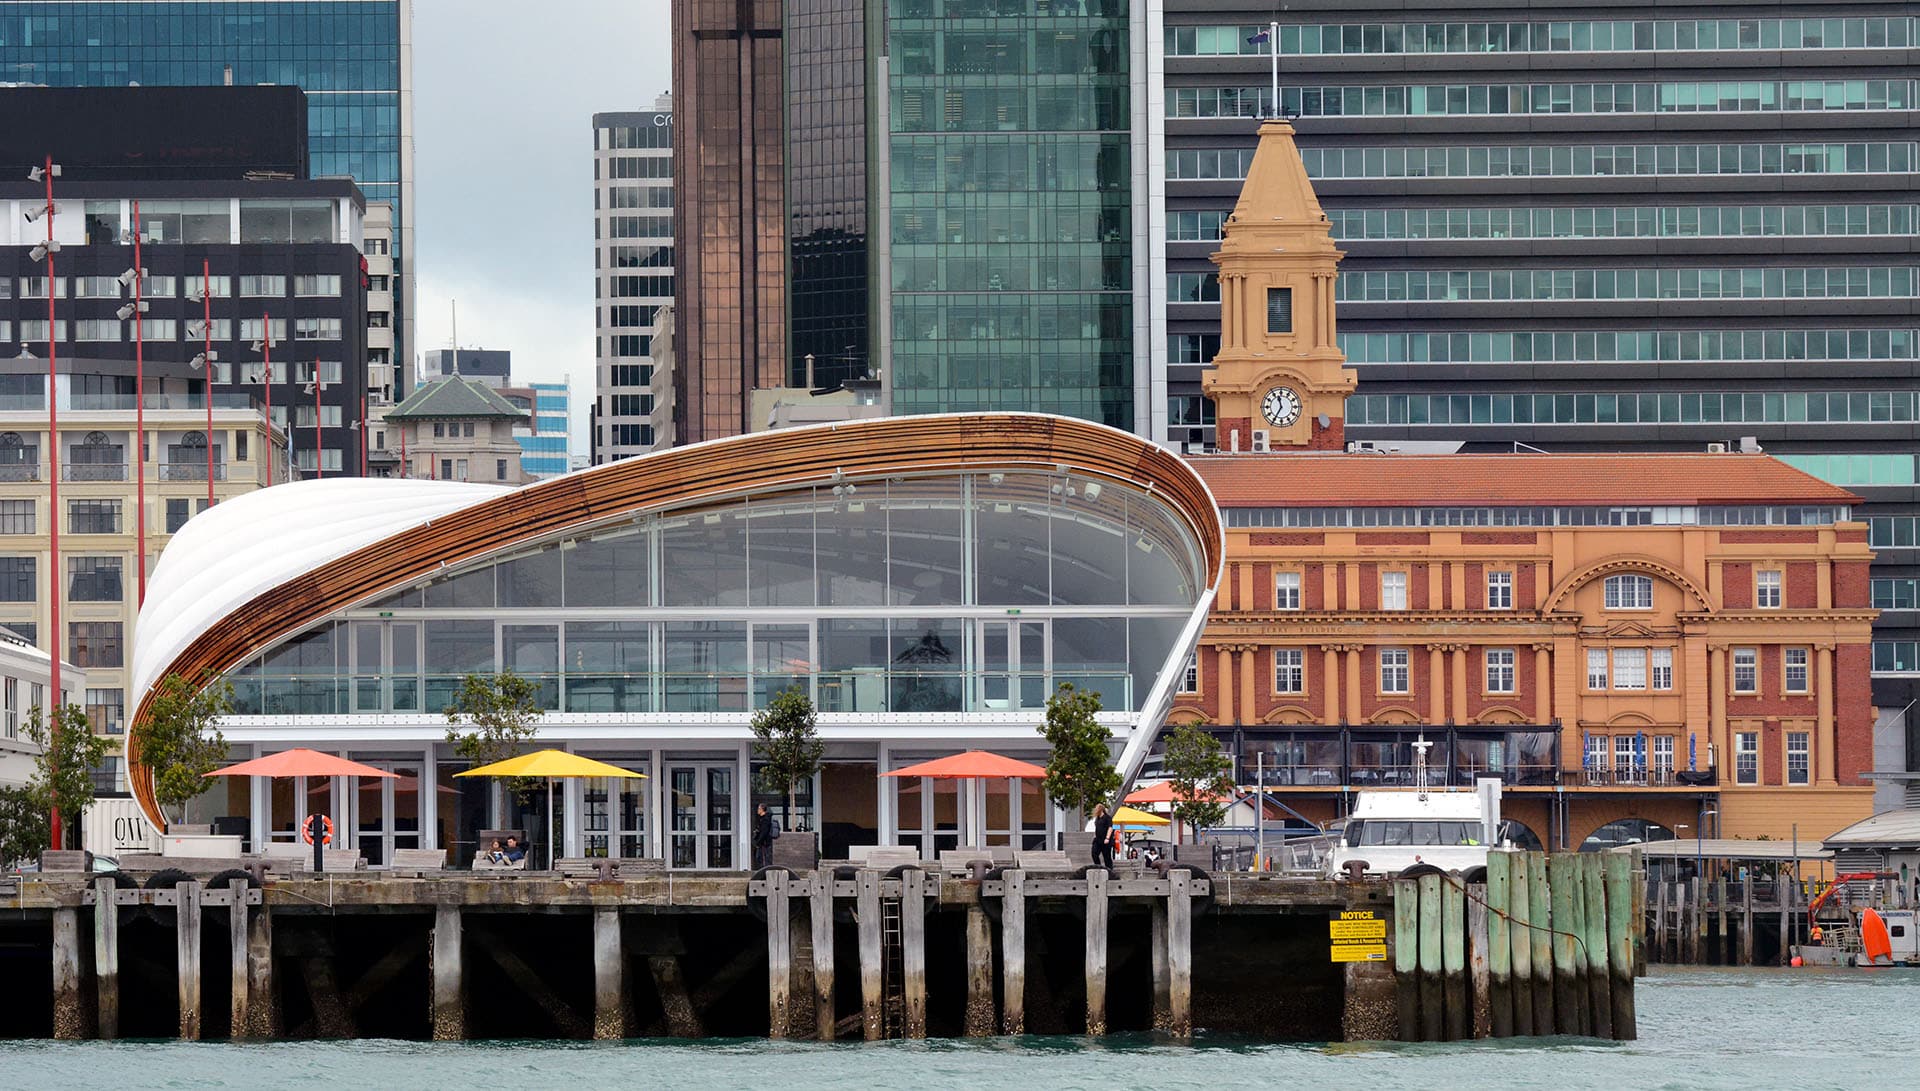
[1201,119,1357,451]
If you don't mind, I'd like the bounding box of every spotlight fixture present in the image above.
[115,301,150,321]
[28,240,59,261]
[26,164,60,182]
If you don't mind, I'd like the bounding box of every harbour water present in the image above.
[0,967,1908,1090]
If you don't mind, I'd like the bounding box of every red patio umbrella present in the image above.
[882,750,1047,780]
[205,748,401,781]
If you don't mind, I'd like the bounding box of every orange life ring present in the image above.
[301,814,335,846]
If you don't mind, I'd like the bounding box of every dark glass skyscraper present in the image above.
[786,0,870,391]
[0,0,413,390]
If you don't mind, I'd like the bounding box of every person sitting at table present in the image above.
[504,837,526,864]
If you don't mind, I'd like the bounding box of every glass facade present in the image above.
[888,0,1133,427]
[219,470,1206,719]
[787,0,870,390]
[1170,80,1916,119]
[592,111,672,462]
[1347,390,1920,427]
[1168,19,1918,56]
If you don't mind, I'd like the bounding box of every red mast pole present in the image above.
[43,157,63,848]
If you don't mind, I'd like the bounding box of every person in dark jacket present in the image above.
[752,803,777,869]
[1090,803,1115,871]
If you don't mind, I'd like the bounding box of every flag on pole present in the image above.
[1247,29,1271,45]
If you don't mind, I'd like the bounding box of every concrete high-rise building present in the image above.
[1158,1,1919,800]
[591,99,675,462]
[0,0,416,399]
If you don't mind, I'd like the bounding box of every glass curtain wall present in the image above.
[888,0,1133,427]
[222,471,1206,718]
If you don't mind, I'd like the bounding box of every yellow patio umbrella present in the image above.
[454,749,646,868]
[1113,805,1171,829]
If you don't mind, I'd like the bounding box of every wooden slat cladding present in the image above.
[126,414,1225,826]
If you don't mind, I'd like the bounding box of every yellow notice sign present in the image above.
[1329,944,1388,963]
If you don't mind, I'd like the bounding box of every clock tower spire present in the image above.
[1201,119,1357,451]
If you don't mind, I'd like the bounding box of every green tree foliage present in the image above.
[444,671,545,797]
[749,685,825,830]
[1036,683,1120,820]
[0,786,49,867]
[135,672,234,823]
[1163,719,1235,832]
[25,703,109,850]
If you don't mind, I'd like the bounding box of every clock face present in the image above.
[1261,386,1303,427]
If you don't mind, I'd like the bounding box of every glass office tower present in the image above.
[0,0,414,391]
[885,0,1134,427]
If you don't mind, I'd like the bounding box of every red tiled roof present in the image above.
[1187,453,1860,508]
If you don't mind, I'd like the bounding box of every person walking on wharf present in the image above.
[752,802,778,870]
[1090,802,1115,871]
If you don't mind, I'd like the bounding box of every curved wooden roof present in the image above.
[126,412,1226,826]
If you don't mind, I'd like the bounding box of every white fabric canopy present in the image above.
[132,477,510,699]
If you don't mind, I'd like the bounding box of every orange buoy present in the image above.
[1790,956,1804,967]
[1861,908,1894,965]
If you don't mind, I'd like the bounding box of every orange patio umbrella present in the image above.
[882,750,1047,780]
[1125,781,1228,805]
[206,748,400,781]
[882,750,1047,849]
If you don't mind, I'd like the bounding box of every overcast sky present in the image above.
[412,0,672,455]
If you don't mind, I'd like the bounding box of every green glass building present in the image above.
[885,0,1136,428]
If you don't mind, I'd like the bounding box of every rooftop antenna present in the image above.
[1412,734,1433,801]
[449,299,459,375]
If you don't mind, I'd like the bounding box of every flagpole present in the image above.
[1270,21,1280,119]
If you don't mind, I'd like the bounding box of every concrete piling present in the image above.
[92,879,119,1040]
[1000,869,1026,1035]
[1167,868,1193,1040]
[431,903,463,1041]
[964,903,994,1037]
[856,870,883,1040]
[53,906,85,1040]
[594,907,626,1040]
[1083,867,1108,1036]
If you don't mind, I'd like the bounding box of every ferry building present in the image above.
[126,416,1223,864]
[1178,120,1881,852]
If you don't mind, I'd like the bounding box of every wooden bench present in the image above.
[38,850,93,872]
[556,857,619,879]
[258,843,314,873]
[321,849,367,873]
[386,847,447,876]
[851,845,924,869]
[1014,850,1076,872]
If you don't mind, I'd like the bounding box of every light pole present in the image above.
[193,258,217,506]
[251,317,276,485]
[302,373,333,478]
[1700,807,1719,881]
[1675,823,1691,881]
[27,157,64,845]
[116,201,149,603]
